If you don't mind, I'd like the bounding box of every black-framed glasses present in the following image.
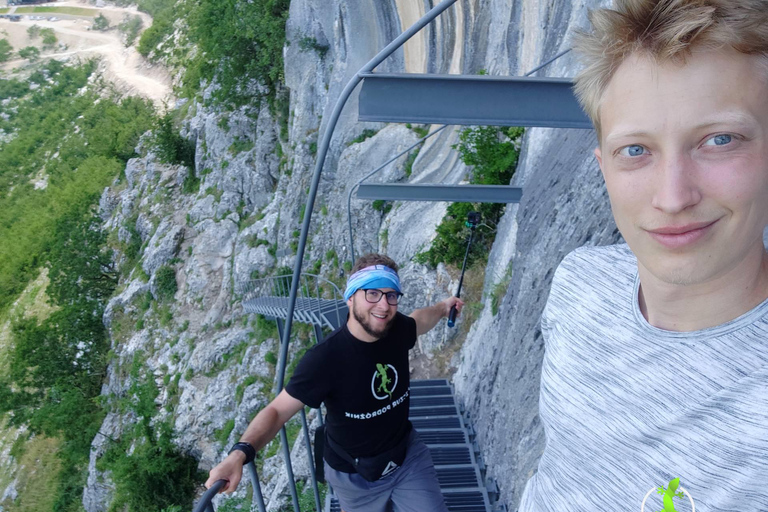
[362,289,402,306]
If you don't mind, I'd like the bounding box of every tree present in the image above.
[93,13,110,31]
[18,46,40,62]
[152,113,195,168]
[27,24,40,38]
[40,28,57,47]
[0,39,13,63]
[118,14,143,46]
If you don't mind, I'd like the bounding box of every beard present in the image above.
[352,301,395,340]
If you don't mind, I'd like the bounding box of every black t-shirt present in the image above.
[285,312,417,473]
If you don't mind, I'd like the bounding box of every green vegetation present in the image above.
[229,136,254,155]
[349,128,377,145]
[0,39,12,63]
[298,35,329,58]
[372,200,392,214]
[99,354,200,512]
[152,112,196,168]
[0,77,29,99]
[416,126,524,268]
[183,0,290,108]
[406,123,429,138]
[154,266,178,301]
[0,60,207,511]
[403,146,420,177]
[490,260,514,316]
[18,46,41,62]
[27,25,41,39]
[0,60,154,315]
[15,6,97,15]
[214,418,235,444]
[93,13,110,31]
[40,27,57,47]
[119,15,143,47]
[1,209,118,512]
[136,0,177,59]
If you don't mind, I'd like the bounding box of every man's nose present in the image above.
[650,153,702,214]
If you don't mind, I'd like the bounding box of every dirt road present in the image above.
[0,0,173,105]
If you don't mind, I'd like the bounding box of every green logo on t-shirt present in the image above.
[641,477,696,512]
[372,363,397,400]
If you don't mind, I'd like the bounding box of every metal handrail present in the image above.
[192,461,267,512]
[242,272,346,330]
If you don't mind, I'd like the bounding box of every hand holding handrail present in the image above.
[192,479,227,512]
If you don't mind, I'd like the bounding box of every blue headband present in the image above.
[343,265,402,301]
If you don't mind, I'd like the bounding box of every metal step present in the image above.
[418,429,468,445]
[356,183,522,204]
[429,445,473,465]
[411,379,449,387]
[410,404,460,418]
[411,395,456,407]
[411,416,462,429]
[436,465,483,489]
[358,73,591,128]
[410,385,452,397]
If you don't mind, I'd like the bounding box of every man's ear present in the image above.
[594,146,605,178]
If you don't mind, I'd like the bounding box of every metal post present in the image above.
[246,462,267,512]
[272,315,301,511]
[300,408,323,511]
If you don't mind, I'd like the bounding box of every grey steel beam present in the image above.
[356,184,522,203]
[359,73,591,129]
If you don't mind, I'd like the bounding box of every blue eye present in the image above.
[704,134,732,146]
[619,145,645,157]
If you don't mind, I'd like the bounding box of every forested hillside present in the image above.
[0,0,299,509]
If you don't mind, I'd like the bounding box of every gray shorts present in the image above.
[324,429,448,512]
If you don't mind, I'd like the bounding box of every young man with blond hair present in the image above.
[519,0,768,510]
[206,253,463,512]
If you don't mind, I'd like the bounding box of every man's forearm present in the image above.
[411,302,449,335]
[239,406,283,452]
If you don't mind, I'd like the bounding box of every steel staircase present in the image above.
[325,379,503,512]
[241,273,349,331]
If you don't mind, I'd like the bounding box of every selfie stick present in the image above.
[448,212,480,328]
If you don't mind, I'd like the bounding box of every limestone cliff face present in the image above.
[81,1,623,511]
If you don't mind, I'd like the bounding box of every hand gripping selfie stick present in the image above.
[448,211,481,328]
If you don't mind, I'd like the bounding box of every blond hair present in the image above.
[573,0,768,137]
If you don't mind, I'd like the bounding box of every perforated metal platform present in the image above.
[326,379,496,512]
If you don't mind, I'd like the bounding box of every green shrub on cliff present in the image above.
[416,126,524,269]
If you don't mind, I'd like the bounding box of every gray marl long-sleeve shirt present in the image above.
[518,244,768,512]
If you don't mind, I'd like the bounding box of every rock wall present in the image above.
[79,1,630,511]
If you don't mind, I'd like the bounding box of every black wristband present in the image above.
[228,442,256,465]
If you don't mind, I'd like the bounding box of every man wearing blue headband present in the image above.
[207,253,464,512]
